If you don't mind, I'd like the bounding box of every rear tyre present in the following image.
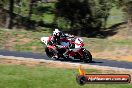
[45,47,59,60]
[83,49,92,63]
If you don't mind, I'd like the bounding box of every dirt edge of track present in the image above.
[0,55,132,75]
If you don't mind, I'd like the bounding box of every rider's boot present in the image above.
[63,49,69,57]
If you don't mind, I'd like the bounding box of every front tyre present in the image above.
[83,49,92,63]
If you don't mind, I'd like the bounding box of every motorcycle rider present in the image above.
[51,28,73,46]
[51,28,76,58]
[52,28,63,45]
[50,28,68,58]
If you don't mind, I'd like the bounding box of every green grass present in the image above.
[0,29,11,48]
[12,30,50,52]
[0,64,131,88]
[0,29,50,52]
[83,38,132,53]
[112,39,132,45]
[14,40,44,52]
[106,7,125,28]
[0,30,5,44]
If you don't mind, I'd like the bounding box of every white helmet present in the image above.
[53,29,61,37]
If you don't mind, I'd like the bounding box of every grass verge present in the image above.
[0,63,131,88]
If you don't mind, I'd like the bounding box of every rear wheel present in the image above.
[45,47,59,60]
[83,49,92,63]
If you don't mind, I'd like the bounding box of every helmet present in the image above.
[53,29,61,37]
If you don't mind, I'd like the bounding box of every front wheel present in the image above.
[82,49,92,63]
[45,47,59,60]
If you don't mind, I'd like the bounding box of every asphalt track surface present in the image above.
[0,50,132,69]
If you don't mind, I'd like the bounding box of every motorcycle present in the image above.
[40,35,92,63]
